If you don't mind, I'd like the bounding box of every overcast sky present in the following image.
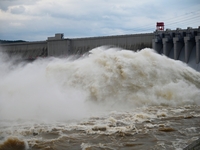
[0,0,200,41]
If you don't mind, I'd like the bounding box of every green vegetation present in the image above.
[0,40,26,44]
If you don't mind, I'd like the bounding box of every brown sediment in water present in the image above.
[92,126,107,131]
[124,142,143,147]
[0,137,25,150]
[1,106,199,150]
[158,127,176,132]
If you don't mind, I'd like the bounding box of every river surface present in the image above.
[0,47,200,150]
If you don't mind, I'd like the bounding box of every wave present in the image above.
[0,47,200,121]
[47,47,200,108]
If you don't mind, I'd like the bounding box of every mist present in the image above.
[0,52,88,122]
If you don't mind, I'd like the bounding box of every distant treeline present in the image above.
[0,40,26,44]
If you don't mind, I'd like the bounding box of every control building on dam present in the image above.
[0,26,200,71]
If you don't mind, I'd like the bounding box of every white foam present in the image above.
[47,47,200,109]
[0,47,200,123]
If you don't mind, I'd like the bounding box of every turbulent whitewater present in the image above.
[0,47,200,150]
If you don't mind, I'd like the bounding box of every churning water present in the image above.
[0,47,200,150]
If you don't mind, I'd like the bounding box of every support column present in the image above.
[184,37,195,63]
[173,37,184,60]
[195,36,200,64]
[162,38,173,56]
[152,38,162,54]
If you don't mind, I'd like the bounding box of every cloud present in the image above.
[0,0,38,11]
[10,5,25,14]
[0,0,199,41]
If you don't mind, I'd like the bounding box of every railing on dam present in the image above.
[152,27,200,71]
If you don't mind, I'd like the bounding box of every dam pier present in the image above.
[0,26,200,71]
[153,27,200,71]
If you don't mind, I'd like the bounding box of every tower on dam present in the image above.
[156,22,164,31]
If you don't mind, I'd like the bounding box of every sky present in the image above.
[0,0,200,41]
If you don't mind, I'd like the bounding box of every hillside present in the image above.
[0,40,26,44]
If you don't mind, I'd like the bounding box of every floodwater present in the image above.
[0,47,200,150]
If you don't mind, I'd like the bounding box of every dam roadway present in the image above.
[0,26,200,71]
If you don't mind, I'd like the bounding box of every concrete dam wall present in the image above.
[47,33,154,56]
[0,41,48,60]
[0,33,153,58]
[70,33,153,55]
[0,27,200,71]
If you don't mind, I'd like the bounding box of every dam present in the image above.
[0,26,200,71]
[1,26,200,150]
